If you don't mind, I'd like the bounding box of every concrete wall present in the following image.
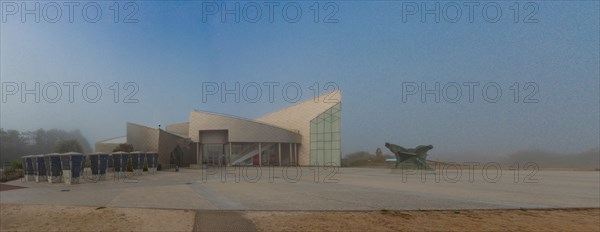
[165,122,189,137]
[95,142,120,153]
[159,130,194,167]
[188,111,301,144]
[127,123,160,152]
[95,123,195,167]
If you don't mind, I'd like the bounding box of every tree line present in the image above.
[0,128,92,164]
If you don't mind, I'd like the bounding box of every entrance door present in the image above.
[203,143,224,166]
[169,145,184,167]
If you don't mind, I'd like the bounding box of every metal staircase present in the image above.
[230,144,274,165]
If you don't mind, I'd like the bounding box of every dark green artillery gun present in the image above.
[385,143,434,170]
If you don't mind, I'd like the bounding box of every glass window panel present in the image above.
[324,120,331,132]
[333,117,339,123]
[331,149,340,165]
[321,133,329,142]
[332,120,340,132]
[316,150,323,165]
[309,103,343,166]
[332,141,340,149]
[318,121,324,133]
[331,116,339,123]
[332,132,340,141]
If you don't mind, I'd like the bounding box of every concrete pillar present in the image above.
[278,143,282,166]
[258,143,262,166]
[200,144,205,168]
[63,170,72,185]
[294,144,297,166]
[63,154,72,184]
[229,143,232,166]
[289,144,292,166]
[34,156,40,182]
[196,143,200,165]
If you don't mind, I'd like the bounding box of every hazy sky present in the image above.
[1,1,598,160]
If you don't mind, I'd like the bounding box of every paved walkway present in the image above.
[195,211,257,232]
[1,167,599,210]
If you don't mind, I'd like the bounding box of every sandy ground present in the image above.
[1,204,599,231]
[246,208,600,232]
[0,204,195,231]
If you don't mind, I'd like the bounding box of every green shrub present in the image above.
[11,159,22,170]
[84,157,91,168]
[0,169,23,182]
[127,161,133,172]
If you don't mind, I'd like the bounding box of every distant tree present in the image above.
[375,148,383,161]
[68,129,92,153]
[507,149,600,169]
[112,143,134,152]
[0,128,29,163]
[0,128,92,163]
[342,151,374,166]
[29,129,50,154]
[24,128,92,154]
[55,140,83,153]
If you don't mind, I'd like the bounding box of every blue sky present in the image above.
[1,1,598,160]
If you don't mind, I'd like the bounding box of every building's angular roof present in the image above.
[255,90,341,131]
[96,136,127,144]
[188,110,301,143]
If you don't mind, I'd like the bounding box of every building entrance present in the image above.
[203,143,224,166]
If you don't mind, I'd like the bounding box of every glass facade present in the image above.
[203,143,224,166]
[227,143,257,165]
[310,103,341,166]
[201,142,296,166]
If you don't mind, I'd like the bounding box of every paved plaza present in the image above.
[1,167,598,210]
